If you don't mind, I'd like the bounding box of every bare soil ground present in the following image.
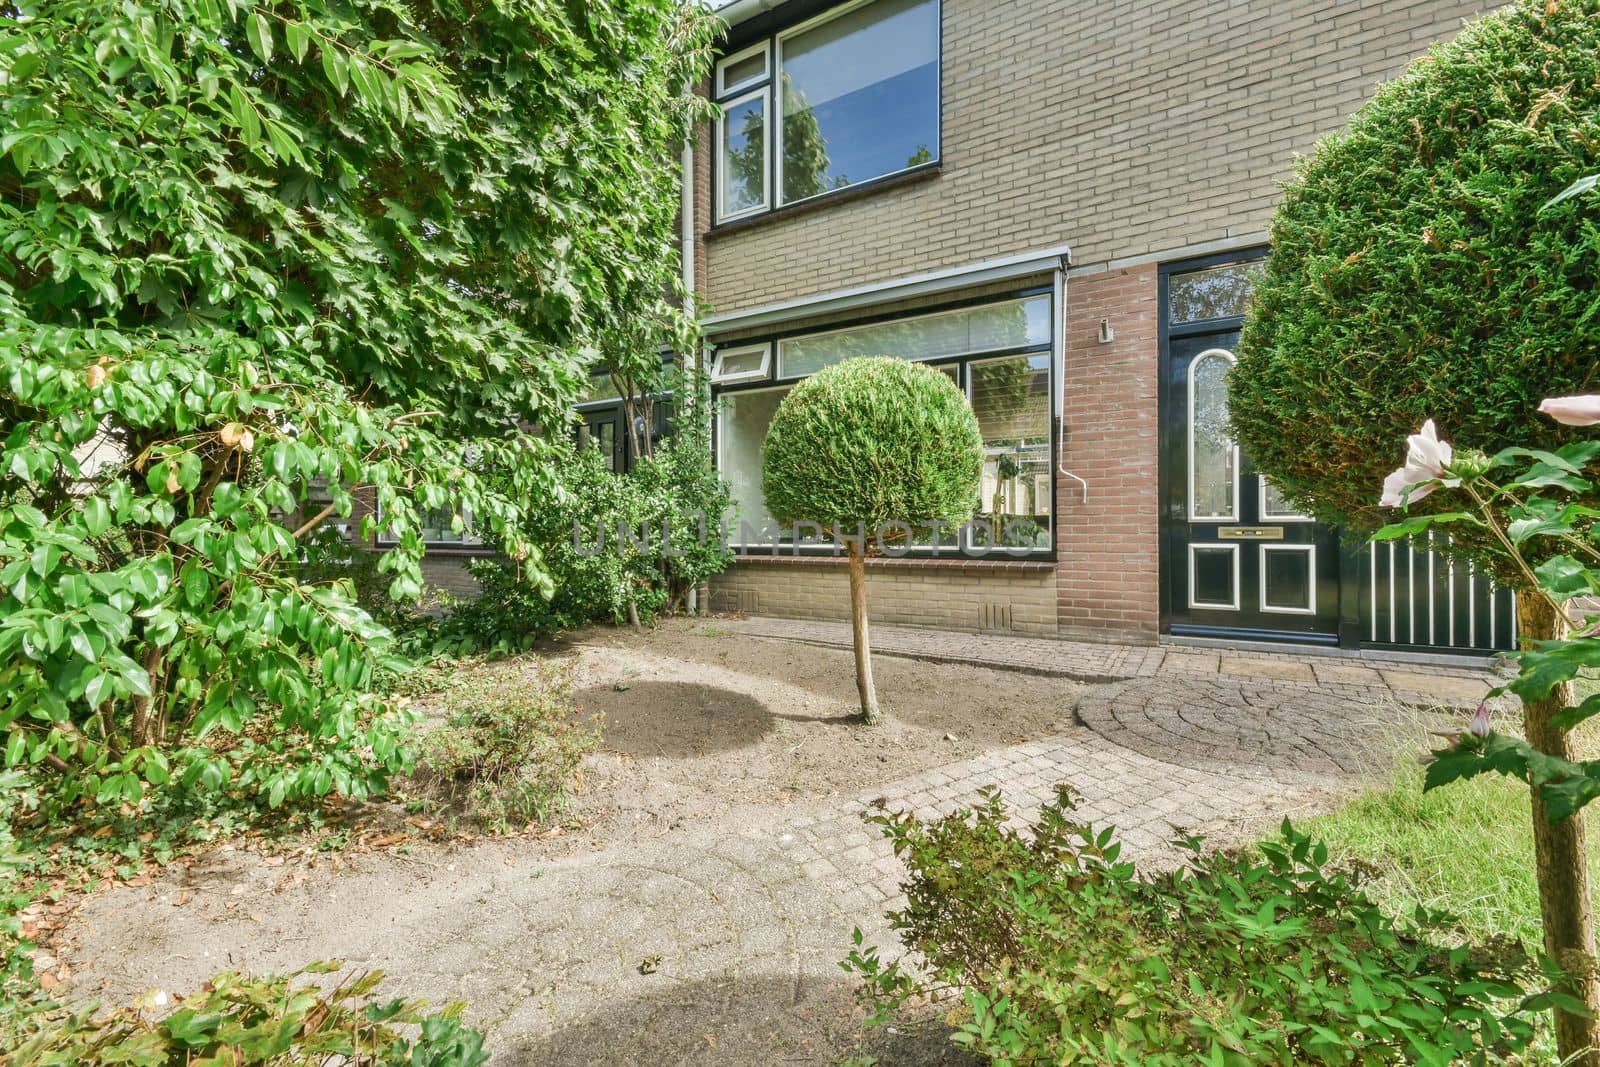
[550,620,1084,848]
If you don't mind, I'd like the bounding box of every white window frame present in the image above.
[710,342,772,385]
[376,500,481,548]
[1186,348,1239,523]
[709,287,1056,559]
[716,382,792,547]
[712,0,941,223]
[1258,474,1315,522]
[775,294,1048,380]
[715,40,770,97]
[1188,543,1240,612]
[1260,543,1318,615]
[714,86,771,223]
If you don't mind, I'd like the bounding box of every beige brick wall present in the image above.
[710,560,1059,636]
[421,554,484,601]
[700,0,1488,314]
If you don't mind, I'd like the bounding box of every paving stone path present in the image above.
[64,621,1504,1065]
[727,615,1502,706]
[1079,677,1408,778]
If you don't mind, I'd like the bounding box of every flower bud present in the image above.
[219,423,244,448]
[238,429,255,453]
[1446,448,1493,483]
[1469,700,1492,738]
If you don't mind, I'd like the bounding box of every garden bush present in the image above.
[845,788,1545,1065]
[0,0,712,815]
[437,381,734,653]
[1231,0,1600,546]
[4,961,486,1065]
[761,357,982,722]
[0,769,42,1038]
[408,665,595,833]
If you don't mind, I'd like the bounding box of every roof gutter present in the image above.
[712,0,782,29]
[701,243,1074,336]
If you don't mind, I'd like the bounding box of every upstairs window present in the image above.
[713,0,940,223]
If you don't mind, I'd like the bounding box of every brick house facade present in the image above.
[695,0,1517,654]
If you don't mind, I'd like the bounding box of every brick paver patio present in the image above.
[724,615,1502,706]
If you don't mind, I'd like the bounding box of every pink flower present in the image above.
[1380,420,1455,508]
[1469,701,1492,738]
[1539,395,1600,427]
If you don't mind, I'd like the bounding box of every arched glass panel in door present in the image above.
[1187,349,1238,521]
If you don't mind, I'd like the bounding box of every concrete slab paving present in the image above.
[1218,656,1317,683]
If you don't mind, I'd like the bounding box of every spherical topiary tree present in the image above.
[1231,2,1600,1055]
[762,357,982,723]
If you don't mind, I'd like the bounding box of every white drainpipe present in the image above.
[680,141,696,326]
[680,138,708,616]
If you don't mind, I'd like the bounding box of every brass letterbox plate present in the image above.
[1217,527,1285,541]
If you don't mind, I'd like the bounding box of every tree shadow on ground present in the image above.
[499,971,977,1067]
[570,681,815,758]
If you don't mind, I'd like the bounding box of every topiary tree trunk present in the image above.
[1518,594,1600,1062]
[761,357,983,729]
[846,542,881,724]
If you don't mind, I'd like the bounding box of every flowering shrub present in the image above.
[1376,394,1600,817]
[1373,391,1600,1051]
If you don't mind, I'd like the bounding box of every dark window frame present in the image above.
[711,284,1057,561]
[710,0,944,228]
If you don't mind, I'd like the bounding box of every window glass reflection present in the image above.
[779,0,939,205]
[721,94,767,216]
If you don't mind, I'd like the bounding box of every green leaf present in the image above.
[82,496,111,537]
[1511,635,1600,701]
[322,46,349,97]
[1533,555,1600,602]
[348,56,384,111]
[1371,512,1480,541]
[285,21,312,63]
[246,12,273,64]
[1552,693,1600,731]
[1423,733,1532,792]
[230,83,261,146]
[5,730,25,768]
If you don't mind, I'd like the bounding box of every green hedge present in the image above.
[1233,0,1600,544]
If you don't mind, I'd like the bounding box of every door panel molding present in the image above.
[1260,543,1317,616]
[1188,543,1240,611]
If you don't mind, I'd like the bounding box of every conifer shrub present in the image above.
[761,358,983,539]
[1231,0,1600,542]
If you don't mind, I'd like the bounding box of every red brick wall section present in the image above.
[1056,265,1161,643]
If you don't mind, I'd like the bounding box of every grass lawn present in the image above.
[1306,765,1580,947]
[1309,683,1600,947]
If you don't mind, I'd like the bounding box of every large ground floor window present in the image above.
[712,289,1056,556]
